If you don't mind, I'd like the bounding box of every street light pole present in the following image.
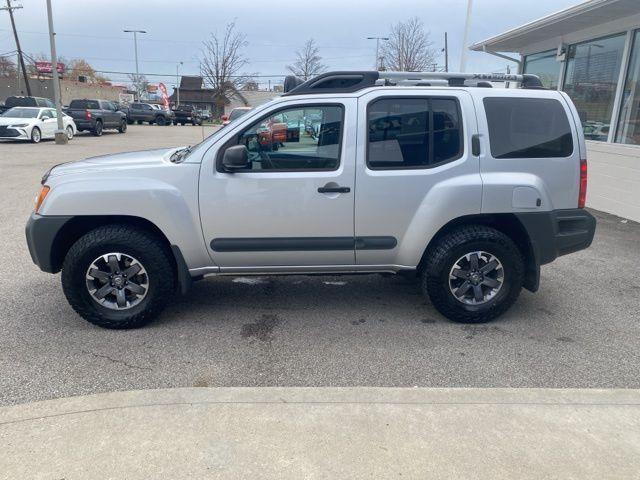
[460,0,473,72]
[123,28,146,99]
[45,0,66,144]
[367,36,389,70]
[176,61,183,106]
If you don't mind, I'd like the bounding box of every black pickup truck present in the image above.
[172,105,202,126]
[65,99,127,136]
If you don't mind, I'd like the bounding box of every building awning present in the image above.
[469,0,640,53]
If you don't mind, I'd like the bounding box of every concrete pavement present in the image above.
[1,387,639,479]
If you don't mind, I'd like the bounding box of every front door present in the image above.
[199,99,356,269]
[39,109,57,138]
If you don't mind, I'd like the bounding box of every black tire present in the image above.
[61,225,175,329]
[137,120,143,125]
[92,120,103,136]
[118,120,127,133]
[127,119,133,125]
[421,225,524,324]
[156,115,166,126]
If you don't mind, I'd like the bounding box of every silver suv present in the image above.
[26,71,596,329]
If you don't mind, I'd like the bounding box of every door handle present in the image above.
[318,185,350,194]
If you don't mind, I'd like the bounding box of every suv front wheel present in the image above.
[421,225,524,323]
[61,225,175,329]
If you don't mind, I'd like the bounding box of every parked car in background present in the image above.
[0,96,55,114]
[222,107,252,126]
[0,106,76,143]
[127,102,173,126]
[197,109,211,121]
[65,99,127,136]
[173,105,202,125]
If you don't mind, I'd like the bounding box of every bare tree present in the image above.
[0,55,17,77]
[67,59,109,83]
[128,73,149,100]
[200,21,250,116]
[381,17,436,71]
[286,39,327,80]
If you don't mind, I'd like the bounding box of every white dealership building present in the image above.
[471,0,640,222]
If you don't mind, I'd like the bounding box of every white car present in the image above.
[0,107,77,143]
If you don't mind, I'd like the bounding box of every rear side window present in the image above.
[483,97,573,158]
[70,99,100,109]
[367,97,463,169]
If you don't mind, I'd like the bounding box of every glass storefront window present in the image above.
[563,34,626,141]
[523,50,560,89]
[615,30,640,145]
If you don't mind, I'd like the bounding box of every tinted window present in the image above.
[483,97,573,158]
[1,107,38,118]
[232,105,343,171]
[6,97,36,107]
[229,108,251,121]
[69,99,100,109]
[367,97,462,169]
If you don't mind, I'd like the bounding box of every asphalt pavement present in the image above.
[1,125,639,406]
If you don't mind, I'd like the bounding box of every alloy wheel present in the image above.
[448,251,504,305]
[85,253,149,310]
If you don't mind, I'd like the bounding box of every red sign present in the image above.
[158,82,169,111]
[34,61,65,74]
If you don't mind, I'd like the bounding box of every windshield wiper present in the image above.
[170,146,192,163]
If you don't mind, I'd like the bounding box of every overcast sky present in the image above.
[0,0,579,88]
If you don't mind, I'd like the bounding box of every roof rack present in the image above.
[282,71,544,95]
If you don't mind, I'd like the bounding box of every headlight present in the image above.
[34,185,50,214]
[9,123,28,128]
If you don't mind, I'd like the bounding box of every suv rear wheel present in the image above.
[421,225,524,323]
[61,225,175,329]
[156,115,166,126]
[118,120,127,133]
[92,120,103,136]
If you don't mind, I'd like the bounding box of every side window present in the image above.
[40,110,52,120]
[233,105,343,171]
[101,101,113,111]
[483,97,574,158]
[367,97,463,169]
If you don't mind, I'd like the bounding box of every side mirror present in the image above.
[222,145,250,171]
[221,114,229,122]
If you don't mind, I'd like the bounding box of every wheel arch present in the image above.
[417,213,539,292]
[50,215,191,294]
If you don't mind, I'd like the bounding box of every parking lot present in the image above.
[1,125,639,406]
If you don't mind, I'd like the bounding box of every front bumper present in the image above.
[25,213,73,273]
[516,208,596,266]
[0,126,29,140]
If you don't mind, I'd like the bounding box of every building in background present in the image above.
[170,76,275,117]
[470,0,640,222]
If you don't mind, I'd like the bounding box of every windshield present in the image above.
[1,107,39,118]
[229,108,251,121]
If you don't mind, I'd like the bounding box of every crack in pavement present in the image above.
[80,350,152,371]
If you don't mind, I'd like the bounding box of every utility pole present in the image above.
[460,0,473,72]
[176,61,183,106]
[443,32,449,72]
[123,28,146,99]
[1,0,31,95]
[45,0,66,144]
[367,36,389,70]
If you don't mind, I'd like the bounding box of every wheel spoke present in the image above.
[480,259,499,274]
[115,288,127,308]
[94,283,114,300]
[473,285,484,302]
[107,255,120,274]
[123,263,141,277]
[88,268,110,281]
[454,281,472,297]
[469,253,479,270]
[481,277,501,288]
[450,268,469,280]
[126,282,146,295]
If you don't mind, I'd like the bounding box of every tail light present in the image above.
[578,158,587,208]
[85,109,91,120]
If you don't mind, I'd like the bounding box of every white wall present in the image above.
[586,141,640,222]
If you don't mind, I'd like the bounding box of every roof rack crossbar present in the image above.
[282,71,543,95]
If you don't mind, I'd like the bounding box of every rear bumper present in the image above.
[25,213,73,273]
[74,120,94,130]
[516,209,596,266]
